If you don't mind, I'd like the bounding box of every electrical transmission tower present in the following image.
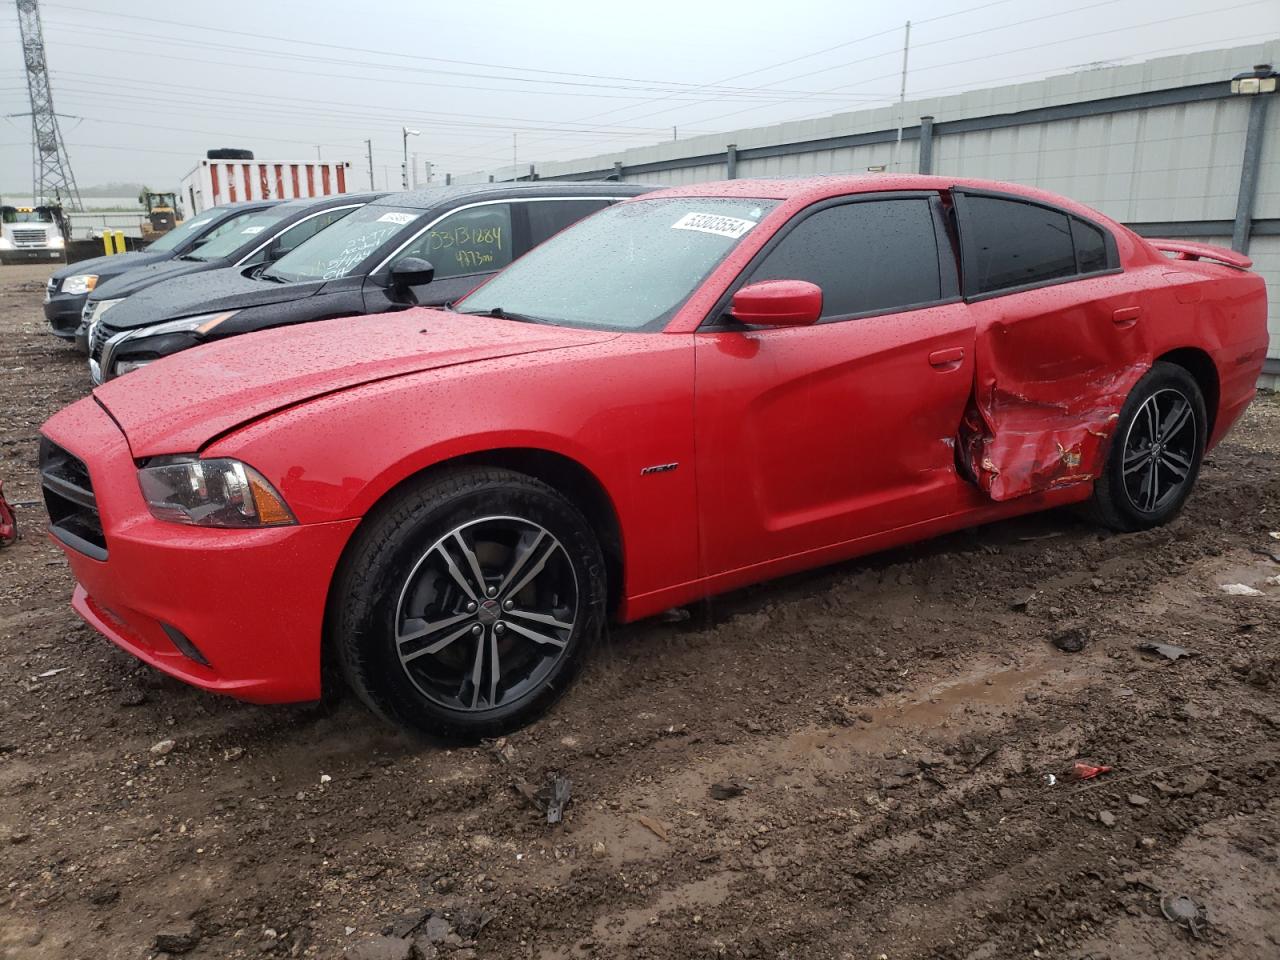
[15,0,82,210]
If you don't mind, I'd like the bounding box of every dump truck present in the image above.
[180,148,353,216]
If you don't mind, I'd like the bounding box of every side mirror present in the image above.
[730,279,822,327]
[266,243,295,263]
[389,257,435,290]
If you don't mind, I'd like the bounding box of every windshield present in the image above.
[148,209,243,252]
[3,209,54,223]
[457,197,778,331]
[182,208,291,261]
[264,205,420,282]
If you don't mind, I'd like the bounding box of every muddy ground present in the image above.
[1,260,1278,960]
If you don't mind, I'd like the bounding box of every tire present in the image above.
[206,147,254,160]
[330,466,606,739]
[1090,361,1206,532]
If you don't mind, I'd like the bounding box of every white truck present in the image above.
[180,149,354,216]
[0,204,68,264]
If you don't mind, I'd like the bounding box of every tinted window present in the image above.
[749,199,941,319]
[963,197,1076,293]
[398,204,513,279]
[526,199,610,247]
[1072,217,1108,273]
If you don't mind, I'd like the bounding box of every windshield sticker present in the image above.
[378,212,417,225]
[671,212,757,239]
[241,226,266,234]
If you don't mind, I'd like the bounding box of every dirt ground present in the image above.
[1,260,1279,960]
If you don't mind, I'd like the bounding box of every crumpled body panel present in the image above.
[961,360,1147,501]
[961,278,1153,502]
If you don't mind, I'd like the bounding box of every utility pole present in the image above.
[890,20,911,172]
[411,151,419,189]
[512,133,518,183]
[15,0,83,210]
[365,139,374,190]
[315,145,322,161]
[401,126,419,190]
[673,125,678,141]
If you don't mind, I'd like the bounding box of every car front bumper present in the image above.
[41,397,359,704]
[44,291,88,339]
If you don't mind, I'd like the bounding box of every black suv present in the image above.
[44,200,279,342]
[81,192,381,367]
[87,182,651,382]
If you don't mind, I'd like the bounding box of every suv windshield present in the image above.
[183,208,291,261]
[457,197,778,331]
[148,210,239,253]
[263,205,420,282]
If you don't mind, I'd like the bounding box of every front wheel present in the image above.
[331,467,606,738]
[1090,361,1207,532]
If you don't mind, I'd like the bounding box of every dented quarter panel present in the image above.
[964,232,1269,502]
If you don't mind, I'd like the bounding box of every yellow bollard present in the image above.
[103,233,113,256]
[112,230,126,255]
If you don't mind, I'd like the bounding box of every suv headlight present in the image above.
[137,310,240,338]
[137,457,295,528]
[84,296,123,323]
[63,274,96,294]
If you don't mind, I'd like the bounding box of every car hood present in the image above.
[93,266,319,330]
[93,309,619,456]
[52,250,172,283]
[91,257,219,301]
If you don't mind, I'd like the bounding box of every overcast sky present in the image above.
[1,0,1276,198]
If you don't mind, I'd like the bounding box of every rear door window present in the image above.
[960,196,1076,295]
[747,198,944,320]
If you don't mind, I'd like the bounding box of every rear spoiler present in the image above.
[1150,239,1252,270]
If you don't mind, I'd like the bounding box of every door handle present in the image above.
[1112,306,1141,327]
[928,347,965,370]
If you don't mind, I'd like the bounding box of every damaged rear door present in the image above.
[952,190,1151,500]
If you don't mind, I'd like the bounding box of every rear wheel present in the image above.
[332,467,605,738]
[1090,362,1206,531]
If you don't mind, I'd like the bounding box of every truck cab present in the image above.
[0,205,67,264]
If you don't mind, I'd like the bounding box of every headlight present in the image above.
[137,457,295,528]
[84,296,123,323]
[0,237,12,250]
[112,358,152,377]
[137,310,240,338]
[64,274,98,295]
[50,236,65,249]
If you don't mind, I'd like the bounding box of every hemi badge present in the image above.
[640,462,678,476]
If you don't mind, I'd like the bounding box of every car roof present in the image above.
[636,175,1120,224]
[370,181,653,212]
[268,191,387,215]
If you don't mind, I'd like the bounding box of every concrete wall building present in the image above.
[454,41,1280,386]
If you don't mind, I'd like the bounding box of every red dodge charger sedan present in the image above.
[40,176,1269,736]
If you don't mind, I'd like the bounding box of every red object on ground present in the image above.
[0,481,15,547]
[37,174,1271,706]
[1070,762,1114,781]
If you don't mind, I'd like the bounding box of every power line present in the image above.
[37,1,923,96]
[514,1,1269,169]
